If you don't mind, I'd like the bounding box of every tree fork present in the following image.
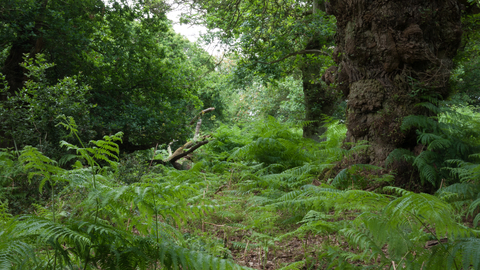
[154,108,215,170]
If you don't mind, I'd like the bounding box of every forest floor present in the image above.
[181,182,375,270]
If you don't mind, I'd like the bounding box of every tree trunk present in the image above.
[0,36,44,148]
[301,39,339,141]
[325,1,462,171]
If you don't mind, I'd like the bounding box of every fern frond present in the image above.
[331,164,382,188]
[401,115,438,132]
[58,154,80,167]
[386,148,415,167]
[450,238,480,270]
[383,193,465,238]
[298,210,330,223]
[19,146,65,191]
[413,151,440,185]
[0,237,36,269]
[340,228,387,262]
[14,215,91,246]
[336,190,391,211]
[416,102,443,114]
[436,182,480,202]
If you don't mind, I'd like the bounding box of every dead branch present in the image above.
[168,139,210,164]
[189,107,215,125]
[152,108,216,170]
[194,118,202,141]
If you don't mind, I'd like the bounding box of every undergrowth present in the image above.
[1,111,480,269]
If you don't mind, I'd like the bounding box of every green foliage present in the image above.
[58,115,123,172]
[0,132,243,269]
[261,182,480,269]
[179,0,341,139]
[194,116,480,269]
[19,146,65,192]
[0,54,91,157]
[0,151,20,197]
[1,0,221,151]
[201,117,349,194]
[84,25,206,147]
[226,76,307,124]
[181,0,336,80]
[3,110,480,269]
[387,100,480,187]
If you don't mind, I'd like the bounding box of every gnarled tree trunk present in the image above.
[326,0,462,177]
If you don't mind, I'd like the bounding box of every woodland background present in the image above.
[1,0,480,269]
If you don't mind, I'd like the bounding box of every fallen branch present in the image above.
[168,139,210,164]
[153,108,216,170]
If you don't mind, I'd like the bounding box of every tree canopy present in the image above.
[0,0,216,154]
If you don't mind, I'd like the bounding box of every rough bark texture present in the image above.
[301,39,339,141]
[326,0,462,179]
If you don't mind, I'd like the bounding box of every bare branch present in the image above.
[168,139,210,164]
[189,107,215,125]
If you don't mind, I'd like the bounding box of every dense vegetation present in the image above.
[2,0,480,269]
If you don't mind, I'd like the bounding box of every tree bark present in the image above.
[326,0,462,173]
[1,0,48,99]
[301,38,339,141]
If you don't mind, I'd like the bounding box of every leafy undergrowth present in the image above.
[174,115,480,269]
[1,115,480,269]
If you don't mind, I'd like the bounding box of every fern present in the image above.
[385,148,416,166]
[331,164,383,189]
[0,118,248,269]
[0,237,37,269]
[386,100,480,188]
[449,238,480,270]
[340,228,387,262]
[277,260,306,270]
[18,146,65,192]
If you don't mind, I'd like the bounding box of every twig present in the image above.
[244,240,249,261]
[253,49,329,65]
[204,222,238,229]
[413,213,458,270]
[215,184,227,194]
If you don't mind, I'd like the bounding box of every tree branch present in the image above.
[189,107,215,125]
[168,139,210,164]
[253,49,329,65]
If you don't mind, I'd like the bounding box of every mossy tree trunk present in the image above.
[326,0,462,174]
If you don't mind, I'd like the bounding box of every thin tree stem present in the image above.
[412,213,458,270]
[52,182,57,270]
[153,188,159,270]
